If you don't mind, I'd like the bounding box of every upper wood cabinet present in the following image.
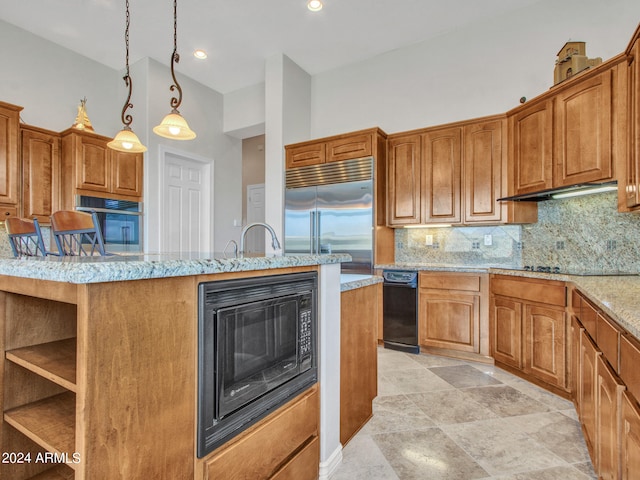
[422,126,462,224]
[60,129,143,209]
[387,133,421,226]
[624,25,640,210]
[387,116,537,227]
[20,125,60,224]
[554,69,613,186]
[0,101,22,219]
[509,98,554,196]
[285,128,378,169]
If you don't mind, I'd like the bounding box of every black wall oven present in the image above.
[197,272,317,457]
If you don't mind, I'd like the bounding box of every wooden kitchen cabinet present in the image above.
[387,133,422,226]
[621,391,640,480]
[624,25,640,210]
[490,275,568,395]
[340,283,379,445]
[596,355,625,480]
[418,272,489,361]
[508,98,554,196]
[0,101,22,218]
[285,128,379,169]
[20,124,60,224]
[579,329,601,460]
[554,69,614,187]
[421,126,462,224]
[60,128,143,209]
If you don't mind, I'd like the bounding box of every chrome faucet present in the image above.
[239,222,282,256]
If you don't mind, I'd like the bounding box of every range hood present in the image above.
[498,181,618,202]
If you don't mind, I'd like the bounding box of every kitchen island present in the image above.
[0,252,348,480]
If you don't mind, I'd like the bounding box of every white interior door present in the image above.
[246,183,265,253]
[162,151,212,252]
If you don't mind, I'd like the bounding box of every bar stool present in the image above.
[5,217,48,257]
[50,210,109,256]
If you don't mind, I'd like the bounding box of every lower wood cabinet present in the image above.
[418,272,489,361]
[340,283,379,445]
[596,355,625,480]
[202,385,319,480]
[621,391,640,479]
[490,275,568,394]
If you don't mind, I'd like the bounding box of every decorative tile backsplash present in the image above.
[395,191,640,273]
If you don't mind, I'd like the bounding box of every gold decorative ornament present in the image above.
[72,97,94,131]
[553,41,602,85]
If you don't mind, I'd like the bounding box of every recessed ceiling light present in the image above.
[193,49,207,60]
[307,0,323,12]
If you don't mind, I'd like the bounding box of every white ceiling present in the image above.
[0,0,543,94]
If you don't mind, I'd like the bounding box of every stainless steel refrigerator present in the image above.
[284,157,374,274]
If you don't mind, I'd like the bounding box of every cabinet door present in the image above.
[0,102,21,206]
[463,119,504,223]
[523,304,567,389]
[111,150,143,198]
[420,291,479,353]
[422,127,461,223]
[626,35,640,209]
[327,132,372,163]
[387,134,421,226]
[580,330,601,461]
[509,99,554,195]
[596,355,625,480]
[555,70,613,186]
[286,142,325,169]
[21,126,60,223]
[76,134,111,193]
[571,316,584,405]
[491,295,522,368]
[621,391,640,480]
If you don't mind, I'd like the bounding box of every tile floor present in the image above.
[331,347,596,480]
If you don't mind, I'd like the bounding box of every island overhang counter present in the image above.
[0,253,347,480]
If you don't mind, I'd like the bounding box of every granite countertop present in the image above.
[340,274,383,292]
[0,252,351,284]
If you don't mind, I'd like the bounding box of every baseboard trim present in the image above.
[318,444,343,480]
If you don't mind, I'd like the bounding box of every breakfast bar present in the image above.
[0,253,347,480]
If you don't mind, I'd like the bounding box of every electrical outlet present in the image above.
[425,234,433,246]
[484,234,492,246]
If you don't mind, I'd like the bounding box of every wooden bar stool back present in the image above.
[5,217,48,257]
[50,210,109,256]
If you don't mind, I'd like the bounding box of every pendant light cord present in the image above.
[120,0,133,128]
[169,0,183,111]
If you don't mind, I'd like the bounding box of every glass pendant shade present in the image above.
[153,109,196,140]
[107,126,147,153]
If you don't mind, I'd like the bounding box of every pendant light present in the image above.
[153,0,196,140]
[108,0,147,153]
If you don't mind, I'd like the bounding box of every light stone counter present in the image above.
[340,274,383,292]
[0,252,351,284]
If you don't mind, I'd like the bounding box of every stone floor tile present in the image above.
[429,364,503,388]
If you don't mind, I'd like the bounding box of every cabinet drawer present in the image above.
[597,313,621,373]
[420,273,480,292]
[491,276,566,307]
[620,335,640,403]
[271,436,319,480]
[204,385,319,480]
[0,205,18,220]
[327,133,372,163]
[581,297,599,339]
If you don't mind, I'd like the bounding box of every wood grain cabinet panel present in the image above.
[111,148,143,197]
[387,134,422,225]
[491,295,523,369]
[580,330,601,461]
[596,355,625,480]
[0,101,22,208]
[524,304,567,388]
[285,142,325,168]
[625,27,640,209]
[555,70,614,186]
[421,127,461,223]
[327,132,372,163]
[509,98,554,195]
[20,125,60,223]
[621,391,640,480]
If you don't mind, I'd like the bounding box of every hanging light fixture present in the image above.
[153,0,196,140]
[307,0,323,12]
[108,0,147,153]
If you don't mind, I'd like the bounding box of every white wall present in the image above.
[0,20,119,133]
[224,83,265,138]
[310,0,640,137]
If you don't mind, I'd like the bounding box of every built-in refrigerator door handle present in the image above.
[309,211,316,254]
[316,211,321,254]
